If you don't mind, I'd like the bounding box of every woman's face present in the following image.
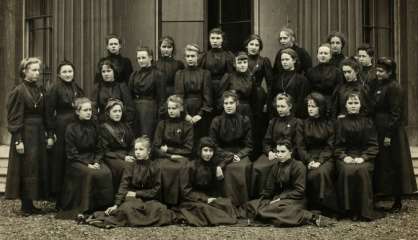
[317,46,332,63]
[209,33,223,48]
[223,96,237,114]
[247,39,260,55]
[185,50,198,67]
[167,100,182,118]
[58,65,74,82]
[276,145,292,162]
[108,104,123,122]
[330,36,343,54]
[307,99,320,118]
[134,142,150,160]
[345,96,361,114]
[276,99,291,117]
[201,146,214,162]
[358,50,372,67]
[235,58,248,73]
[279,31,293,48]
[24,63,41,82]
[376,67,390,81]
[160,41,174,57]
[101,65,115,82]
[281,53,296,71]
[76,102,92,120]
[342,65,357,82]
[106,38,121,55]
[137,51,152,68]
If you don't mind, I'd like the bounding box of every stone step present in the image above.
[0,167,7,175]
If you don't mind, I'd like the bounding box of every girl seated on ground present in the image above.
[175,137,239,226]
[243,139,332,227]
[87,136,175,228]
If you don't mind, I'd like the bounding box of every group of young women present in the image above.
[5,27,417,228]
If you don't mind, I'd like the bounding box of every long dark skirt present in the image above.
[251,155,278,198]
[5,116,49,200]
[58,163,114,219]
[221,157,252,206]
[244,198,313,227]
[374,126,417,196]
[184,96,210,149]
[103,150,131,193]
[336,161,383,220]
[253,86,268,158]
[88,198,175,228]
[175,198,238,226]
[49,111,75,205]
[157,157,189,206]
[306,161,339,213]
[134,99,158,138]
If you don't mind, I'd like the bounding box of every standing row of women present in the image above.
[5,26,416,226]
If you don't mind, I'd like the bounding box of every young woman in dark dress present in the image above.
[334,92,383,221]
[307,43,344,117]
[176,137,239,226]
[155,36,185,96]
[87,136,175,228]
[373,57,417,212]
[269,48,310,119]
[299,92,339,214]
[153,95,194,206]
[244,34,273,157]
[209,91,253,206]
[46,60,84,209]
[59,97,113,220]
[273,27,312,75]
[199,28,234,114]
[129,46,166,137]
[95,34,133,83]
[219,51,256,119]
[97,98,135,193]
[326,31,347,67]
[175,44,212,147]
[251,93,303,198]
[94,60,135,129]
[357,44,378,94]
[6,57,49,215]
[333,58,371,118]
[244,139,331,227]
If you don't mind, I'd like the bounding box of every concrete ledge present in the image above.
[0,145,9,159]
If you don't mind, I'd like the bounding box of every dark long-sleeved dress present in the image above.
[129,66,166,137]
[269,70,310,118]
[96,53,133,83]
[307,63,344,117]
[251,115,303,198]
[59,119,114,219]
[332,80,371,118]
[175,160,239,226]
[298,118,339,213]
[175,66,212,142]
[248,54,274,157]
[372,78,417,196]
[360,65,378,94]
[244,159,315,227]
[329,53,346,68]
[155,56,185,96]
[5,81,49,200]
[273,45,313,75]
[93,81,136,129]
[209,112,253,206]
[219,71,256,119]
[334,114,383,220]
[199,48,234,113]
[153,117,194,205]
[46,79,84,205]
[97,120,135,193]
[87,160,175,228]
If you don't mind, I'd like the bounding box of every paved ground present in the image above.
[0,197,417,240]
